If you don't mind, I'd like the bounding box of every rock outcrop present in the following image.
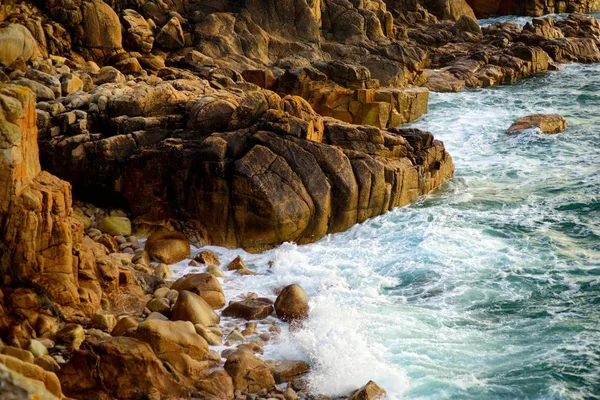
[0,84,147,333]
[507,114,568,134]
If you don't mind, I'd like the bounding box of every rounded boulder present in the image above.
[145,230,190,264]
[274,284,310,322]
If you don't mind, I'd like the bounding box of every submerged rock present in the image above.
[507,114,568,134]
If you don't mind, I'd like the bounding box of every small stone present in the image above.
[241,322,257,336]
[194,251,220,268]
[153,287,170,298]
[132,250,151,266]
[154,263,173,279]
[55,324,85,350]
[259,333,271,341]
[207,265,224,277]
[27,339,48,358]
[146,312,169,321]
[111,316,139,336]
[227,256,246,271]
[226,329,245,343]
[90,312,117,332]
[146,297,171,314]
[284,387,298,400]
[195,324,223,346]
[165,289,179,304]
[87,228,102,240]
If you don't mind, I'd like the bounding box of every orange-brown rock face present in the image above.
[0,84,146,340]
[0,85,81,311]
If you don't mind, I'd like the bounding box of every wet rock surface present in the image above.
[1,0,600,398]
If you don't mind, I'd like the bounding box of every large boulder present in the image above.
[222,299,274,321]
[171,273,226,309]
[424,0,477,21]
[80,0,123,59]
[274,284,310,322]
[170,290,220,326]
[507,114,568,134]
[145,230,190,264]
[0,24,43,67]
[98,216,132,236]
[128,319,209,361]
[224,349,275,393]
[58,336,189,399]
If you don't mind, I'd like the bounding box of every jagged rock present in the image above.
[196,370,235,399]
[156,17,185,49]
[349,380,387,400]
[110,316,139,336]
[170,290,220,326]
[224,349,276,393]
[60,73,84,95]
[507,114,568,134]
[222,299,274,321]
[274,284,310,322]
[122,9,155,53]
[266,360,310,383]
[58,336,189,399]
[171,273,226,309]
[145,230,190,264]
[193,251,220,267]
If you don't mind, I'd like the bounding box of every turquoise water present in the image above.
[192,64,600,398]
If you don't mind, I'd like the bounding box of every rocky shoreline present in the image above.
[1,0,600,398]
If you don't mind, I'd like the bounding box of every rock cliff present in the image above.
[0,83,147,347]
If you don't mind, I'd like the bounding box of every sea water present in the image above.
[172,60,600,400]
